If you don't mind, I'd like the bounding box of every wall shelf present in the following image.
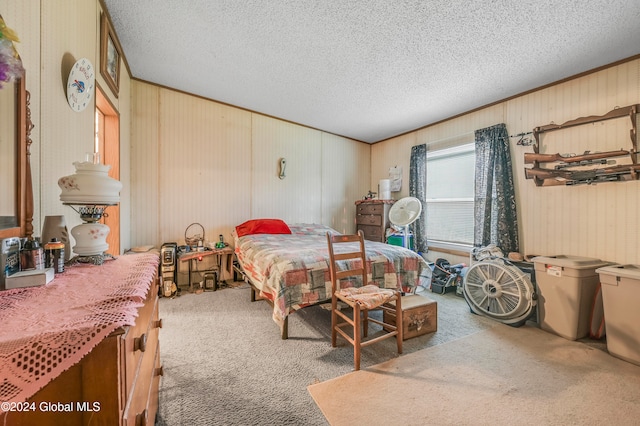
[527,104,639,186]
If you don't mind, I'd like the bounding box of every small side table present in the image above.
[212,246,234,287]
[178,246,234,292]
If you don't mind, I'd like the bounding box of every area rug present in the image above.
[308,324,640,426]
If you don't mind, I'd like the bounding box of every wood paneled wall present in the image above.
[321,132,371,234]
[4,0,638,264]
[130,82,370,247]
[373,59,640,265]
[251,115,322,223]
[1,0,132,253]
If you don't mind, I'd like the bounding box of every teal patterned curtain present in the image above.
[474,124,519,253]
[409,144,427,253]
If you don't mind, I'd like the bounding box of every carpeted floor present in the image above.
[156,283,340,426]
[156,283,499,425]
[308,324,640,426]
[154,282,615,425]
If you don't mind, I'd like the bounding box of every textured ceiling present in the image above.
[103,0,640,143]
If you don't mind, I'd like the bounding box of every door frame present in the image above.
[96,86,120,255]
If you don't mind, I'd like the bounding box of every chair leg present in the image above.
[362,309,369,338]
[331,295,338,348]
[396,295,403,354]
[354,304,361,371]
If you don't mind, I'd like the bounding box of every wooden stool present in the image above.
[384,294,437,340]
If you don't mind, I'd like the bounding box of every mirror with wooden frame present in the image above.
[0,74,34,240]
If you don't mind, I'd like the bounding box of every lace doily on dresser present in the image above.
[0,252,159,403]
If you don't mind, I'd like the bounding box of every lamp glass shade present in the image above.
[58,161,122,205]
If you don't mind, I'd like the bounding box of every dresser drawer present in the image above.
[124,283,159,394]
[357,203,384,215]
[123,299,161,426]
[356,214,382,226]
[147,345,162,426]
[357,225,384,241]
[355,201,393,244]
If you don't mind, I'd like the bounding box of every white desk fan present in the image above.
[388,197,422,250]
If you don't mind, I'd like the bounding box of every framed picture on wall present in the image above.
[100,13,122,98]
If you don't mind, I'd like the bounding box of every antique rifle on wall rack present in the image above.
[524,149,630,165]
[553,159,609,169]
[524,163,640,184]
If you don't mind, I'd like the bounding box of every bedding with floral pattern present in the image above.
[234,222,428,333]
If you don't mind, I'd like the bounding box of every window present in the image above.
[95,107,104,157]
[425,143,475,247]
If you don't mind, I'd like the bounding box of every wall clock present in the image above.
[66,58,95,112]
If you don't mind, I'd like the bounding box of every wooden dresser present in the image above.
[0,254,161,426]
[355,199,395,242]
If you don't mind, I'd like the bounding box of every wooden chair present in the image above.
[326,230,403,370]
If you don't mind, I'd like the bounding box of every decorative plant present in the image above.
[0,15,24,88]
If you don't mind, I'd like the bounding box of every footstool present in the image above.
[383,294,437,340]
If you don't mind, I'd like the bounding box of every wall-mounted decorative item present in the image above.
[100,13,122,98]
[278,158,286,179]
[389,166,402,191]
[66,58,95,112]
[525,104,639,186]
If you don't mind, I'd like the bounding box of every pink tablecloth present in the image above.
[0,252,159,403]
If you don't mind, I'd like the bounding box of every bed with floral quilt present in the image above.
[233,219,428,339]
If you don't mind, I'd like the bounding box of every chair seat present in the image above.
[338,284,395,309]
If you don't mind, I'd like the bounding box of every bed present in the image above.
[233,219,428,339]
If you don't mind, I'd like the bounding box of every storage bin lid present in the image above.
[532,255,610,270]
[596,264,640,280]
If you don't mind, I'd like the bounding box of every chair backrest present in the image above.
[326,230,368,292]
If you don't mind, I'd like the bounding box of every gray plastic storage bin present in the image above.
[596,264,640,366]
[533,255,611,340]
